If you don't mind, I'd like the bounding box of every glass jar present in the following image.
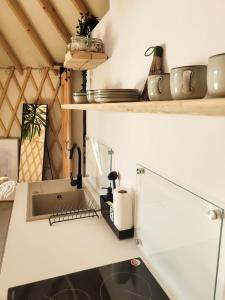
[70,36,89,51]
[88,38,104,53]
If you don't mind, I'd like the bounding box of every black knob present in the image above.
[108,171,118,189]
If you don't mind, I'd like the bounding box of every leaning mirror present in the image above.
[0,138,19,181]
[19,104,47,182]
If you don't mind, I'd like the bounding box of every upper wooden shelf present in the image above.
[64,50,108,70]
[61,98,225,117]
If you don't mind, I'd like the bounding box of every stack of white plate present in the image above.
[94,89,140,103]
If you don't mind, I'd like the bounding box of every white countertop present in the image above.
[0,181,139,300]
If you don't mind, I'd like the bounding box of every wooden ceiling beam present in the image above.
[6,0,55,66]
[38,0,71,43]
[0,31,23,73]
[70,0,89,14]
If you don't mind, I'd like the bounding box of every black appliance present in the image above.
[8,258,170,300]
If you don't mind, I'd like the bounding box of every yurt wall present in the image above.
[0,0,109,181]
[0,67,70,180]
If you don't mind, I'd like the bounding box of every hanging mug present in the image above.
[148,74,172,100]
[170,65,207,100]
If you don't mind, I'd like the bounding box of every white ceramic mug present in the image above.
[148,74,172,101]
[170,65,207,100]
[207,53,225,97]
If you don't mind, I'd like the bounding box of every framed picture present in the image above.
[0,138,19,181]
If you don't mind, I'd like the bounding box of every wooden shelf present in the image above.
[61,98,225,116]
[64,50,107,70]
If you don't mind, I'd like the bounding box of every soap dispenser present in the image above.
[101,186,113,202]
[100,186,113,222]
[100,171,118,221]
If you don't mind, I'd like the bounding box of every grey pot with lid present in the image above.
[207,53,225,97]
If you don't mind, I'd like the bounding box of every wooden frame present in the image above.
[0,68,71,179]
[61,70,72,177]
[70,0,89,14]
[1,0,103,71]
[0,32,23,73]
[6,0,55,66]
[38,0,71,43]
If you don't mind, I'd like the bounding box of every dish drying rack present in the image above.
[49,198,99,226]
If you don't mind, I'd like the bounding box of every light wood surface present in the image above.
[38,0,71,43]
[64,50,107,70]
[61,98,225,117]
[70,0,89,13]
[6,0,55,66]
[0,32,23,73]
[62,70,72,178]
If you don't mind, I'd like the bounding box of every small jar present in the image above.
[87,90,95,103]
[88,38,104,53]
[70,36,88,51]
[73,92,88,104]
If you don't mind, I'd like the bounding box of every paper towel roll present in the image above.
[113,187,133,231]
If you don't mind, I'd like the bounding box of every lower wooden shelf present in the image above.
[61,98,225,117]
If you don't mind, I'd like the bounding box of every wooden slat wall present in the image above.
[62,70,72,177]
[0,67,70,180]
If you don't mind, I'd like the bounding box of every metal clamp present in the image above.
[207,209,221,221]
[134,238,142,245]
[136,168,145,175]
[108,149,114,155]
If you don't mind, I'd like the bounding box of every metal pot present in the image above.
[73,92,88,104]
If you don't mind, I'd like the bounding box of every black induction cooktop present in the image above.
[8,258,170,300]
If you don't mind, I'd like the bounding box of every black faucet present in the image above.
[69,144,82,189]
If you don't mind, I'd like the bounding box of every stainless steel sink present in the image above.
[26,179,99,221]
[33,190,87,216]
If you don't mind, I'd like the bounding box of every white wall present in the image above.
[86,0,225,299]
[88,0,225,201]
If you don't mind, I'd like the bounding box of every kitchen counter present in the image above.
[0,181,139,300]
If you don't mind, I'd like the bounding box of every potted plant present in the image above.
[76,12,98,38]
[75,12,99,93]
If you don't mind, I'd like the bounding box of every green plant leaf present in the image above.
[21,104,47,141]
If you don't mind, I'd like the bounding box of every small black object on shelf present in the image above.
[59,66,70,86]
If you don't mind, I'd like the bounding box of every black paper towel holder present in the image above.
[100,195,134,240]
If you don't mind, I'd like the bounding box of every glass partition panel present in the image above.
[86,137,113,193]
[135,164,223,300]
